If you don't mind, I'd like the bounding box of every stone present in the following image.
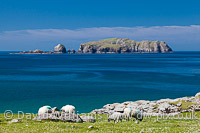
[114,107,124,113]
[156,99,172,104]
[195,92,200,97]
[194,108,200,111]
[71,49,76,53]
[33,49,43,53]
[135,120,139,124]
[9,119,21,123]
[60,112,83,122]
[195,92,200,103]
[135,100,149,105]
[54,44,67,53]
[80,116,96,123]
[157,103,171,113]
[88,125,93,129]
[177,103,182,107]
[33,113,50,121]
[33,111,82,122]
[115,104,125,109]
[103,104,115,110]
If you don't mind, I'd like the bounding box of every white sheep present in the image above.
[124,107,132,121]
[108,112,124,123]
[61,105,75,114]
[38,105,52,116]
[124,107,143,122]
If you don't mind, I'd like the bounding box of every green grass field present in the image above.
[0,112,200,133]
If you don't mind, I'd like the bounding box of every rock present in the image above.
[54,44,67,53]
[88,125,93,129]
[67,49,71,53]
[77,38,173,54]
[158,103,171,113]
[156,99,172,104]
[91,93,200,116]
[9,119,21,123]
[195,92,200,103]
[33,111,82,122]
[71,49,76,53]
[195,92,200,97]
[181,110,188,113]
[33,116,42,121]
[80,116,96,123]
[60,112,83,122]
[33,49,43,53]
[135,120,139,124]
[33,113,50,121]
[177,103,182,107]
[115,104,125,109]
[103,104,115,110]
[33,113,60,121]
[114,107,124,113]
[194,108,200,111]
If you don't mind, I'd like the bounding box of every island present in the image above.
[77,38,173,53]
[10,44,76,54]
[10,38,173,54]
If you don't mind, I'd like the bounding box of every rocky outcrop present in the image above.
[91,92,200,116]
[78,38,173,53]
[9,119,21,124]
[33,112,83,122]
[54,44,67,53]
[10,44,67,54]
[80,116,96,123]
[13,49,54,54]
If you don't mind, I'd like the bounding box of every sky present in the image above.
[0,0,199,51]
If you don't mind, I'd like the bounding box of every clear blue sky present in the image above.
[0,0,200,51]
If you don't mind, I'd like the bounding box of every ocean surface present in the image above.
[0,52,200,113]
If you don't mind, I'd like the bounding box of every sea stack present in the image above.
[78,38,173,53]
[54,44,67,53]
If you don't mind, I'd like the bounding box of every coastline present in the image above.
[91,92,200,116]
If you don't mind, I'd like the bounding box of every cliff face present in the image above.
[78,38,173,53]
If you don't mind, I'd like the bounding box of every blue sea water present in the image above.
[0,52,200,113]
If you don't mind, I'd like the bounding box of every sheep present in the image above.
[124,107,132,121]
[108,112,124,123]
[38,105,52,116]
[124,107,143,122]
[61,105,75,114]
[131,108,143,123]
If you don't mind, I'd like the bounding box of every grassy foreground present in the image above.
[0,112,200,133]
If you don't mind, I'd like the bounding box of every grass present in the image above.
[100,44,122,49]
[1,112,200,132]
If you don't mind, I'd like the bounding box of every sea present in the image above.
[0,51,200,113]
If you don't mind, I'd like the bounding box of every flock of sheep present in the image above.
[108,107,143,123]
[38,105,143,124]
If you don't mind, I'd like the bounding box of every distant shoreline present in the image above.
[9,52,173,54]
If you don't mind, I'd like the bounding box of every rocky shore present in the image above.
[91,92,200,116]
